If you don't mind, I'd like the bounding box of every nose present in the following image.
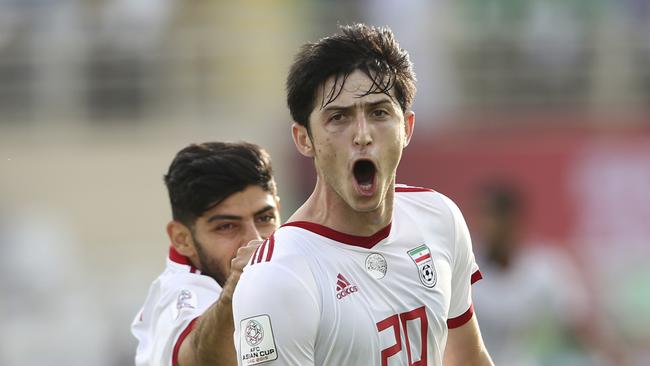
[240,221,263,248]
[353,115,372,147]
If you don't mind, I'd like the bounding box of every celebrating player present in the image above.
[232,24,493,366]
[131,142,281,366]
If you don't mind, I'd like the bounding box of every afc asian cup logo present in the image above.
[173,289,197,319]
[244,319,264,347]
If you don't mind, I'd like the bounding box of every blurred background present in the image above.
[1,0,648,365]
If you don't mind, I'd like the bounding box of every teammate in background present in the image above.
[232,24,493,366]
[131,142,281,366]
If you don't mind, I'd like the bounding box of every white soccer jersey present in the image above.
[233,185,482,366]
[131,247,222,366]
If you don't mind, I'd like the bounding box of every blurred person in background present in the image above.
[131,142,281,366]
[472,182,622,366]
[232,24,493,366]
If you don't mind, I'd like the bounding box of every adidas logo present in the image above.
[335,273,359,300]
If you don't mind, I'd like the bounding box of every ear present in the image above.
[166,220,197,258]
[274,195,282,222]
[402,111,415,148]
[292,123,314,158]
[274,195,282,211]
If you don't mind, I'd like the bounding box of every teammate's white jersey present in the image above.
[131,247,221,366]
[233,185,482,366]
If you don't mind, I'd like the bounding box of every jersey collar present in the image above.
[282,221,391,249]
[168,246,199,273]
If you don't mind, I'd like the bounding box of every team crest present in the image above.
[365,253,387,279]
[407,245,437,288]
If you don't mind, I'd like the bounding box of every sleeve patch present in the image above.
[240,314,278,365]
[172,289,198,320]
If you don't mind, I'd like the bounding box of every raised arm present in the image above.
[177,242,261,366]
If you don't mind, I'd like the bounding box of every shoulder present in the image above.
[247,225,318,266]
[233,253,320,336]
[132,264,222,353]
[237,230,320,304]
[395,183,449,205]
[395,183,459,219]
[141,263,222,319]
[241,241,316,292]
[395,183,437,194]
[161,261,221,294]
[394,185,471,257]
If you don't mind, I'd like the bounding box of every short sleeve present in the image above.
[440,195,481,328]
[233,258,320,366]
[131,274,221,366]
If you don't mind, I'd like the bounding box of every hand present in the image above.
[231,239,263,275]
[179,242,264,366]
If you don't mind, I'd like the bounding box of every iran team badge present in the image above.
[407,244,437,288]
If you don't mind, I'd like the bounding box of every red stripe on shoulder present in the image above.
[395,186,434,193]
[447,304,474,329]
[265,235,275,262]
[250,245,262,266]
[172,317,198,366]
[256,239,268,264]
[471,269,483,284]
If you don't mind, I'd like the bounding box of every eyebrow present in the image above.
[321,99,394,113]
[205,204,276,223]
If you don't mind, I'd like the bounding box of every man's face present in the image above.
[190,185,280,286]
[306,70,414,213]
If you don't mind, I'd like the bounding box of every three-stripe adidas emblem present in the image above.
[335,273,358,300]
[336,273,350,291]
[250,235,275,265]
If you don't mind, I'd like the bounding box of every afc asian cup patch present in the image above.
[240,314,278,365]
[172,289,198,319]
[407,244,437,288]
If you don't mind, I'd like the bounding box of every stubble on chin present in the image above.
[192,236,228,287]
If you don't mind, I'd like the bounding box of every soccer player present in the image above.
[131,142,281,366]
[232,24,493,366]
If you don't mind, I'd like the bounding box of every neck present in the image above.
[289,175,394,236]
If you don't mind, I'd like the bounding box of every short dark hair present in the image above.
[164,142,277,226]
[286,23,416,130]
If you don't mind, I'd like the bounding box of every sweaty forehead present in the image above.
[318,70,397,108]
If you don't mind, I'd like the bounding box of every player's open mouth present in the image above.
[352,159,377,196]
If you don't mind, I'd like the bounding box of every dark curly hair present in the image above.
[286,23,416,132]
[164,142,277,226]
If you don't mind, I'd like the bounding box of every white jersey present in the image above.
[131,247,222,366]
[233,185,481,366]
